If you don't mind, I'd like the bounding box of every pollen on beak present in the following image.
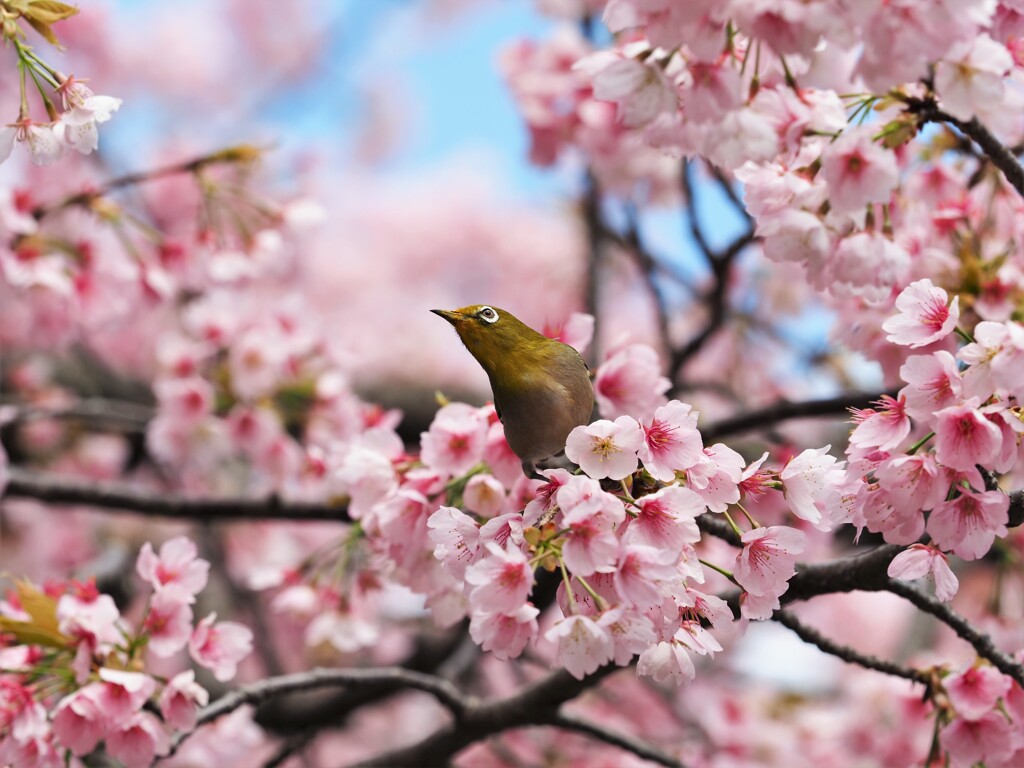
[431,309,462,325]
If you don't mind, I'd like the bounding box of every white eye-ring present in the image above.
[477,306,499,324]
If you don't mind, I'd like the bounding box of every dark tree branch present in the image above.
[550,711,684,768]
[2,398,153,432]
[169,667,470,758]
[2,466,351,522]
[773,609,930,685]
[700,390,895,443]
[582,171,604,366]
[680,159,713,261]
[344,665,649,768]
[907,98,1024,198]
[884,579,1024,688]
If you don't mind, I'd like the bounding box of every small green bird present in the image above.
[432,304,595,478]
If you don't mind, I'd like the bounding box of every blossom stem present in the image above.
[954,326,975,344]
[559,560,577,613]
[721,509,744,538]
[574,575,609,611]
[618,480,636,504]
[735,502,759,529]
[906,431,936,455]
[698,558,738,584]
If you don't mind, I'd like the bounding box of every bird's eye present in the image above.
[477,306,499,324]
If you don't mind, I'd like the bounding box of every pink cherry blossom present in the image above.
[959,320,1024,401]
[637,639,696,686]
[52,689,105,756]
[159,670,209,731]
[189,613,254,682]
[685,444,744,513]
[428,504,480,581]
[561,499,623,577]
[420,402,488,477]
[875,454,946,513]
[733,526,806,598]
[565,416,643,480]
[821,126,899,216]
[849,394,911,452]
[934,400,1003,472]
[612,545,678,609]
[627,485,704,550]
[545,614,615,680]
[927,489,1009,560]
[522,468,571,527]
[887,544,959,601]
[637,400,705,482]
[585,53,676,128]
[142,589,194,657]
[882,279,961,348]
[946,665,1012,721]
[594,344,671,421]
[468,604,539,661]
[464,542,534,614]
[941,711,1016,767]
[96,669,157,728]
[779,446,846,529]
[105,712,170,768]
[136,536,210,603]
[935,36,1013,122]
[462,473,508,517]
[543,311,594,355]
[305,610,379,653]
[899,352,964,422]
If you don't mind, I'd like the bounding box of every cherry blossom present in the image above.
[886,544,959,601]
[934,400,1003,473]
[882,279,961,348]
[136,536,210,603]
[927,488,1009,560]
[821,127,899,217]
[945,665,1012,721]
[733,526,806,599]
[593,344,671,421]
[159,670,209,731]
[565,416,644,480]
[464,542,534,614]
[189,613,254,682]
[637,400,705,482]
[779,446,845,529]
[545,614,614,680]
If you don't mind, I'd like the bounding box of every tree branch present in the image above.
[773,609,930,685]
[170,667,470,758]
[884,579,1024,688]
[700,391,894,443]
[907,98,1024,198]
[2,466,350,522]
[346,665,631,767]
[1,398,153,432]
[550,711,684,768]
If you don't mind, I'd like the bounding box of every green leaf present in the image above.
[0,617,69,648]
[15,579,62,636]
[24,16,60,46]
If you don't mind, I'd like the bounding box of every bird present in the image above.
[431,305,595,478]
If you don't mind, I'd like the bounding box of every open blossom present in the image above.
[105,711,170,768]
[637,639,696,686]
[53,77,122,155]
[469,604,539,661]
[594,344,670,421]
[821,126,899,216]
[585,53,676,127]
[637,400,705,481]
[0,121,64,166]
[159,670,209,731]
[959,320,1024,401]
[52,689,105,756]
[945,665,1012,721]
[545,614,615,680]
[627,485,703,550]
[565,416,643,480]
[420,402,487,476]
[142,590,194,657]
[560,487,624,576]
[464,542,534,614]
[927,489,1009,561]
[941,711,1017,767]
[462,473,508,517]
[189,613,254,682]
[779,446,845,529]
[686,444,744,513]
[934,400,1002,472]
[428,505,481,580]
[136,536,210,603]
[887,544,959,601]
[848,394,911,452]
[733,526,806,598]
[935,36,1013,122]
[882,279,960,348]
[899,352,963,421]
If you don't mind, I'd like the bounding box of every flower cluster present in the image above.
[0,537,251,767]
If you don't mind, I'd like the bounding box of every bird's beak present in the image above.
[431,309,462,326]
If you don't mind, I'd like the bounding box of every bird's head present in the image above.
[431,305,548,374]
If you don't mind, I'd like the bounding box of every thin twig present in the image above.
[550,711,684,768]
[700,391,894,443]
[773,609,930,685]
[885,579,1024,688]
